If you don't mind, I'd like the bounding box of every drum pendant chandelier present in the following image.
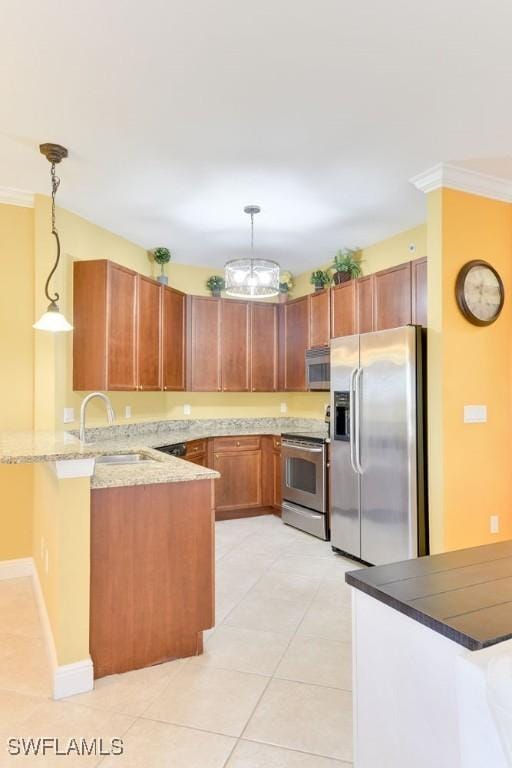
[225,206,280,299]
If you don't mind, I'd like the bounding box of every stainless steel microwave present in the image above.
[305,347,330,390]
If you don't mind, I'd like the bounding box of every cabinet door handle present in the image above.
[236,441,240,446]
[163,386,168,391]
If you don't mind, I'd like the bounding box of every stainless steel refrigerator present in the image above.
[330,325,428,565]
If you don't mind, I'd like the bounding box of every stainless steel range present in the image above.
[281,432,328,540]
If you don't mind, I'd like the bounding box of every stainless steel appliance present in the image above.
[330,326,427,565]
[154,442,187,457]
[305,347,330,391]
[281,433,328,540]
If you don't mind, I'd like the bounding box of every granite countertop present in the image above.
[346,540,512,650]
[0,417,327,489]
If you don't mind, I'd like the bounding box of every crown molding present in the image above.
[0,186,34,208]
[410,163,512,203]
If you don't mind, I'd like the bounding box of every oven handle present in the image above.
[281,443,324,454]
[349,367,358,475]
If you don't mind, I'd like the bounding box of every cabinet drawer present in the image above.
[185,439,207,458]
[272,436,282,451]
[213,436,261,452]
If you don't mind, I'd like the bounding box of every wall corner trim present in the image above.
[0,187,35,208]
[410,163,512,203]
[0,557,95,699]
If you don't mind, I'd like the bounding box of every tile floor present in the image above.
[0,514,359,766]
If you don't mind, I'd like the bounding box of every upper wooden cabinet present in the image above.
[282,295,310,391]
[221,299,251,392]
[331,280,356,339]
[74,260,138,391]
[186,296,222,392]
[162,286,186,391]
[250,302,278,392]
[373,261,412,331]
[412,257,427,326]
[356,274,375,334]
[309,289,330,348]
[137,275,162,391]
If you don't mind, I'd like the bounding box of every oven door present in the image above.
[281,440,326,513]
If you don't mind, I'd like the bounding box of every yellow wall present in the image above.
[0,204,34,560]
[293,223,427,297]
[428,188,512,552]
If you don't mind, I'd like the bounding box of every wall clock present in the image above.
[455,260,505,326]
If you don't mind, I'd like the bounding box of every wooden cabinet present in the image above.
[250,302,278,392]
[309,289,330,348]
[282,295,310,391]
[186,296,221,391]
[412,257,427,326]
[162,286,186,391]
[137,275,162,391]
[221,300,250,392]
[356,275,375,334]
[74,260,138,391]
[331,280,356,338]
[212,436,262,515]
[373,262,412,331]
[184,439,207,466]
[90,480,214,678]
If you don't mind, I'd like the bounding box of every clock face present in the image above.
[456,261,504,326]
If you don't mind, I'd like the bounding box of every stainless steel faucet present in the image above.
[79,392,115,443]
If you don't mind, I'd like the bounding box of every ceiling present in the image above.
[1,0,512,272]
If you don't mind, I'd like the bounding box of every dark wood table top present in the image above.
[345,540,512,650]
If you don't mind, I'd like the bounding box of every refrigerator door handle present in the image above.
[354,367,364,474]
[349,367,358,474]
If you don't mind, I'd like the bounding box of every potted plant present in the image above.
[152,247,172,285]
[279,271,294,302]
[310,269,332,292]
[331,248,362,284]
[206,275,225,297]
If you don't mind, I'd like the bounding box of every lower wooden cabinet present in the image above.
[212,439,262,513]
[184,439,207,466]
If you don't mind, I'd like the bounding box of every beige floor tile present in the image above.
[227,739,351,767]
[275,636,352,690]
[244,679,352,762]
[0,633,52,697]
[0,578,42,638]
[191,625,289,676]
[296,603,352,643]
[0,699,133,767]
[224,593,308,636]
[270,555,332,579]
[67,658,185,717]
[315,580,352,608]
[250,572,321,606]
[283,537,335,559]
[0,690,47,729]
[101,718,235,768]
[321,558,360,582]
[216,564,265,598]
[145,664,269,737]
[215,589,245,624]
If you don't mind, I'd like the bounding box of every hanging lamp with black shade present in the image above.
[33,143,73,332]
[225,205,280,299]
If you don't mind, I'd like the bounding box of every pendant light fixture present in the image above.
[33,143,73,332]
[225,206,280,299]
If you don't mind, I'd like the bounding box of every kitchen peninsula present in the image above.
[346,542,512,768]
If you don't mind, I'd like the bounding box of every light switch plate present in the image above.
[184,404,192,416]
[464,405,487,423]
[63,407,74,424]
[490,515,500,534]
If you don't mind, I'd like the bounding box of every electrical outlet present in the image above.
[490,515,500,534]
[280,402,288,414]
[63,407,74,424]
[124,405,132,419]
[184,404,192,416]
[44,549,49,574]
[464,405,487,423]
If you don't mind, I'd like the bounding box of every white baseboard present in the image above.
[53,659,94,700]
[0,557,33,580]
[0,556,94,699]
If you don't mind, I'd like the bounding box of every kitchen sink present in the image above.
[95,453,157,465]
